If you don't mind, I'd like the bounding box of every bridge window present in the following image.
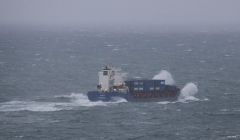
[155,87,160,90]
[103,71,108,75]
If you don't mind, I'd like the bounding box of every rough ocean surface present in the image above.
[0,28,240,140]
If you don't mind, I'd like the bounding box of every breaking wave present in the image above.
[152,70,208,104]
[0,93,127,112]
[152,70,175,85]
[178,82,200,102]
[158,83,207,104]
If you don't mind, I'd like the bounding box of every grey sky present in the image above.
[0,0,240,28]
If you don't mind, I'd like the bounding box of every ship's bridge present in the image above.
[97,65,126,92]
[98,66,115,92]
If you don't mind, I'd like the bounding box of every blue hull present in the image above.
[87,91,128,102]
[87,91,180,102]
[88,79,180,102]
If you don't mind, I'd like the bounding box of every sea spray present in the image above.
[0,101,65,112]
[55,93,127,107]
[112,68,127,85]
[152,70,175,85]
[0,93,127,112]
[65,93,108,107]
[179,82,199,102]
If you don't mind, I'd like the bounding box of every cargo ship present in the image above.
[87,66,180,102]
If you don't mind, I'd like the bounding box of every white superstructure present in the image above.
[98,66,115,91]
[97,66,127,92]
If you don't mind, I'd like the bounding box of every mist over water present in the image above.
[0,1,240,139]
[1,0,240,32]
[0,28,240,139]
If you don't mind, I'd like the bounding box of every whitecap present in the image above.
[34,53,41,56]
[15,136,24,138]
[178,83,199,102]
[0,101,64,112]
[67,93,127,107]
[220,109,229,112]
[202,98,209,101]
[157,101,177,105]
[176,43,185,47]
[226,135,240,139]
[104,44,113,47]
[0,93,127,112]
[184,49,192,52]
[112,48,119,51]
[224,93,234,95]
[224,54,231,57]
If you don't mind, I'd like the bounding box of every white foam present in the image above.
[14,136,24,138]
[220,109,229,112]
[57,93,127,106]
[202,98,209,101]
[184,49,192,52]
[178,82,199,102]
[226,135,240,139]
[66,93,108,107]
[0,101,64,112]
[224,54,231,57]
[68,93,127,106]
[104,44,113,47]
[152,70,175,85]
[157,101,177,105]
[176,43,185,47]
[157,83,208,104]
[224,92,234,95]
[112,48,120,51]
[153,71,204,105]
[0,93,127,112]
[34,53,41,56]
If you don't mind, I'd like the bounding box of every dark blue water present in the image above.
[0,28,240,139]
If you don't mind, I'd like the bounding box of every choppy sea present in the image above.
[0,28,240,140]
